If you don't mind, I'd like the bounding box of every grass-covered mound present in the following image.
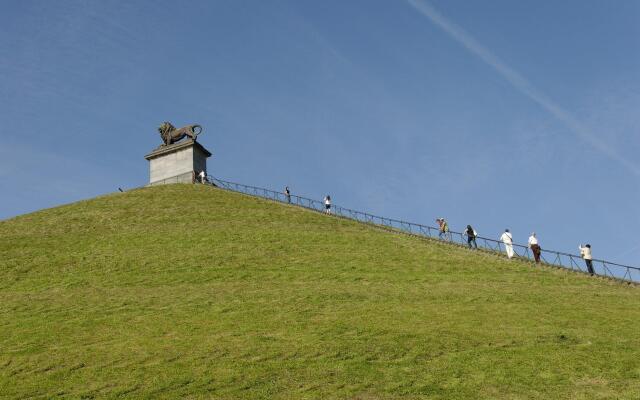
[1,184,639,399]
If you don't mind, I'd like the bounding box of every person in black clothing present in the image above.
[464,225,478,249]
[284,186,291,203]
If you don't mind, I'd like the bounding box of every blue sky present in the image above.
[1,0,639,266]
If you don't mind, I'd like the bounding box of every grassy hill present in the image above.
[1,184,639,399]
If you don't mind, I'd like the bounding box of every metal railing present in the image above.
[204,175,640,284]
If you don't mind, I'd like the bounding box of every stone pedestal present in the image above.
[144,140,212,185]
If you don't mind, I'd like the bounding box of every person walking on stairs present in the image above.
[528,232,541,263]
[579,244,595,275]
[324,195,332,214]
[500,229,514,259]
[437,218,450,241]
[284,186,291,203]
[464,225,478,249]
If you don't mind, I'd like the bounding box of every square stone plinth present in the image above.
[145,140,211,185]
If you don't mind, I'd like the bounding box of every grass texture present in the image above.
[1,184,639,399]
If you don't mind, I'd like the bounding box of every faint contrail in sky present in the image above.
[613,241,640,260]
[406,0,640,176]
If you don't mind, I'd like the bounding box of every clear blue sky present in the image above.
[2,0,639,266]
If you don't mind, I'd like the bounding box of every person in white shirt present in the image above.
[500,229,514,259]
[528,232,541,263]
[198,170,206,184]
[579,244,595,275]
[324,195,331,214]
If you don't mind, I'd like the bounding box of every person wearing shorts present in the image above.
[324,195,331,214]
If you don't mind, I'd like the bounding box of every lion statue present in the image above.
[158,122,202,146]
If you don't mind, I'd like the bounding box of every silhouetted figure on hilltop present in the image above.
[284,186,291,203]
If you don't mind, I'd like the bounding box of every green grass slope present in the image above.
[1,184,639,399]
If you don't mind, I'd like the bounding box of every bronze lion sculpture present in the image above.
[158,122,202,146]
